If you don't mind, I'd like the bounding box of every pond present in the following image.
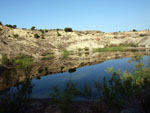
[31,55,150,99]
[0,51,150,100]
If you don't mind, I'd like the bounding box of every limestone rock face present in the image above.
[0,25,150,59]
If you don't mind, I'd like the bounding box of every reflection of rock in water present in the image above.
[0,51,150,91]
[0,77,33,113]
[0,67,31,91]
[68,68,76,73]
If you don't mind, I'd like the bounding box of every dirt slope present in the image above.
[0,25,150,60]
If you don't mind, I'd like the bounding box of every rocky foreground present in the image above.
[0,25,150,60]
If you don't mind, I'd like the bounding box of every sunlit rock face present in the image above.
[0,25,150,60]
[0,51,150,91]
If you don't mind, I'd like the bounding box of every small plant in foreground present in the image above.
[50,80,79,113]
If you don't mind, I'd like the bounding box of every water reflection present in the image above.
[0,75,33,113]
[68,68,76,73]
[0,51,150,98]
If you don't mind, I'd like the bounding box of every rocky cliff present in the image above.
[0,25,150,60]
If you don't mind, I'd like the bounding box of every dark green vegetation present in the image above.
[132,29,137,32]
[84,47,89,51]
[64,27,73,32]
[57,29,61,36]
[5,24,17,29]
[139,34,147,37]
[45,29,48,32]
[41,34,45,39]
[13,34,19,38]
[63,50,72,58]
[34,33,40,38]
[31,26,35,30]
[0,28,2,31]
[50,80,79,113]
[0,54,32,69]
[68,68,76,73]
[94,43,138,52]
[109,43,138,47]
[39,29,45,34]
[41,52,55,60]
[94,47,128,52]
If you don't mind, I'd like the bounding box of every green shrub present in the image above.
[57,32,61,36]
[132,29,137,32]
[14,55,32,69]
[94,47,127,52]
[41,34,45,39]
[48,60,150,112]
[45,29,48,32]
[78,48,82,51]
[13,34,19,38]
[31,26,35,30]
[63,50,72,58]
[1,55,12,66]
[57,31,61,36]
[64,27,73,32]
[84,47,89,51]
[0,28,2,31]
[5,24,17,28]
[50,80,79,113]
[1,54,32,69]
[139,34,146,37]
[34,34,40,38]
[39,29,44,34]
[42,54,55,60]
[13,25,17,28]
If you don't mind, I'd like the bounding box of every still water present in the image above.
[31,56,150,98]
[0,52,150,100]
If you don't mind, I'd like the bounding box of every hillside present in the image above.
[0,25,150,60]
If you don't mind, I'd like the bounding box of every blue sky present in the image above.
[0,0,149,32]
